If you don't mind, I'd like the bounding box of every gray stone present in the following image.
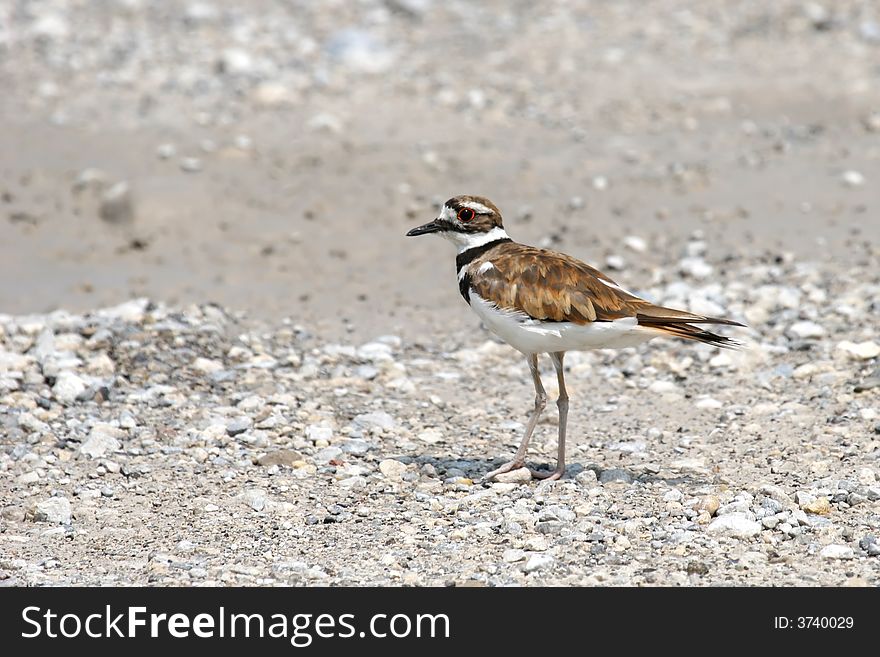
[226,417,252,436]
[17,412,50,434]
[180,157,203,173]
[353,411,395,431]
[575,469,598,486]
[860,537,880,557]
[325,29,394,74]
[314,446,343,464]
[599,468,633,484]
[257,449,303,467]
[340,439,372,455]
[716,501,753,517]
[99,181,134,224]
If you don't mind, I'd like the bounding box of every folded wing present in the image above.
[468,243,743,346]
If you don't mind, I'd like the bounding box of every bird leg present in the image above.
[481,353,546,482]
[530,351,568,481]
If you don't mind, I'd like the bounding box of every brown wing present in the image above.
[468,243,649,323]
[468,243,745,328]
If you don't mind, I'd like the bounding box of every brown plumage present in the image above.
[467,242,743,347]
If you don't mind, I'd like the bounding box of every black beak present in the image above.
[406,219,443,237]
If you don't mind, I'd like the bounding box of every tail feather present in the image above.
[636,305,745,349]
[639,320,742,349]
[636,304,746,328]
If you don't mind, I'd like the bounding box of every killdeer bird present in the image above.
[407,195,743,482]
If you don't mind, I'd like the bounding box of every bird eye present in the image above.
[458,208,475,222]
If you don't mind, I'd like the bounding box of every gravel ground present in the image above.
[1,1,880,585]
[2,254,879,585]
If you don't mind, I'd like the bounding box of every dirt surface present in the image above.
[1,1,879,586]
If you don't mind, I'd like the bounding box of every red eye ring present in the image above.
[457,207,475,222]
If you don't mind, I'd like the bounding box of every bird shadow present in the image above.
[386,452,709,487]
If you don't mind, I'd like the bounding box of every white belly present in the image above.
[469,293,657,354]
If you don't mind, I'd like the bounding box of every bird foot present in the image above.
[529,466,565,481]
[479,459,525,483]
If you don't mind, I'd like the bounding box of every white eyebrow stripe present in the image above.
[459,201,493,214]
[478,261,495,274]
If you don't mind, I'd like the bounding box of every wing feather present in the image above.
[467,243,743,329]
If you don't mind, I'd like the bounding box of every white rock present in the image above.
[836,341,880,360]
[525,536,549,551]
[337,475,367,490]
[679,257,713,279]
[417,428,443,444]
[592,176,609,190]
[32,14,69,39]
[218,48,255,75]
[180,157,202,173]
[379,459,407,479]
[649,380,678,394]
[80,425,123,459]
[707,513,762,538]
[32,497,72,524]
[663,489,683,502]
[241,489,270,512]
[307,113,344,135]
[0,349,33,371]
[503,549,526,563]
[185,2,219,23]
[788,321,825,339]
[353,411,395,430]
[53,371,86,404]
[685,240,707,257]
[251,82,296,108]
[605,255,625,270]
[623,235,646,253]
[695,397,723,410]
[156,143,177,159]
[306,425,333,442]
[709,353,733,369]
[820,544,854,559]
[326,29,394,74]
[97,298,149,322]
[356,342,393,361]
[858,468,876,485]
[18,412,50,434]
[86,353,115,375]
[840,170,865,187]
[494,467,532,484]
[523,553,555,573]
[18,471,40,484]
[192,357,224,374]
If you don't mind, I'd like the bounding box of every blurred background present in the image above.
[1,0,878,340]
